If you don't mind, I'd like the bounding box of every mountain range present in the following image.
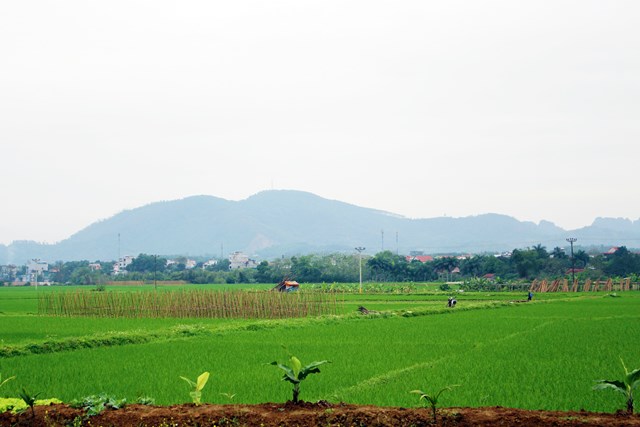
[1,190,639,264]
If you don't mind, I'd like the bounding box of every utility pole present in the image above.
[355,247,365,294]
[33,259,39,291]
[154,255,158,291]
[396,231,399,255]
[566,237,577,285]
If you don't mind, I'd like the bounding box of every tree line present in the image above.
[13,245,640,286]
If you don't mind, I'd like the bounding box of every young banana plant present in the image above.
[270,355,329,403]
[19,388,41,418]
[410,385,460,423]
[594,358,640,414]
[180,372,210,405]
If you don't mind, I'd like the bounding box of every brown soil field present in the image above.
[2,402,640,426]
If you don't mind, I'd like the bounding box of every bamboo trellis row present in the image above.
[39,289,341,319]
[526,277,637,293]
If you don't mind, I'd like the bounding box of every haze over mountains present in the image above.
[1,190,639,264]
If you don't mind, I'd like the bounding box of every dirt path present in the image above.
[2,402,640,426]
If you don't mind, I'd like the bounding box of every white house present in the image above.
[203,259,218,269]
[27,259,48,274]
[113,255,134,275]
[228,251,258,269]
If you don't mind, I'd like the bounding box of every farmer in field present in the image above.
[527,291,533,301]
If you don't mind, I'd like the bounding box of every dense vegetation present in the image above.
[8,245,639,286]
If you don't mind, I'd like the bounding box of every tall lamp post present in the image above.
[566,237,577,285]
[355,247,365,294]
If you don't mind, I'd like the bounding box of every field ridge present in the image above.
[1,299,527,359]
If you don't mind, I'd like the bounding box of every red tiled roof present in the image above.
[405,255,434,263]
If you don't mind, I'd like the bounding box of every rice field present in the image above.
[1,285,639,414]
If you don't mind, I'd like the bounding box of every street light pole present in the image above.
[566,237,577,285]
[355,247,365,294]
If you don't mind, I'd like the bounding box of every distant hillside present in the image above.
[1,190,640,264]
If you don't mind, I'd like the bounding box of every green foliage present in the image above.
[135,395,155,405]
[219,392,236,401]
[410,385,460,423]
[0,397,62,414]
[604,247,640,277]
[2,287,640,412]
[0,330,163,357]
[24,245,640,287]
[70,393,127,416]
[18,388,41,417]
[271,351,330,403]
[180,372,210,405]
[127,254,168,274]
[594,358,640,414]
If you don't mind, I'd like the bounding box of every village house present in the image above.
[113,255,134,275]
[228,251,258,269]
[202,259,218,269]
[405,255,434,263]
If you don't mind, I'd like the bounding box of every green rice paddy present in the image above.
[1,285,639,413]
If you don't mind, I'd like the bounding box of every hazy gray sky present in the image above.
[1,1,639,245]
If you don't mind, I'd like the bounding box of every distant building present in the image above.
[26,259,49,283]
[228,251,258,269]
[113,255,134,275]
[0,265,18,282]
[202,259,218,269]
[27,259,48,274]
[88,263,102,271]
[167,258,197,269]
[405,255,434,263]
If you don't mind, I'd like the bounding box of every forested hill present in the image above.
[1,190,640,263]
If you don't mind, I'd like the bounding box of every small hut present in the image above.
[273,280,300,292]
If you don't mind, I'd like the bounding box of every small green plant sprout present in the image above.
[593,357,640,414]
[18,388,41,418]
[270,353,329,403]
[219,392,236,402]
[410,385,460,423]
[0,373,15,389]
[135,396,155,405]
[180,371,210,405]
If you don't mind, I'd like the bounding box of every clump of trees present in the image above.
[34,245,640,286]
[365,246,640,283]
